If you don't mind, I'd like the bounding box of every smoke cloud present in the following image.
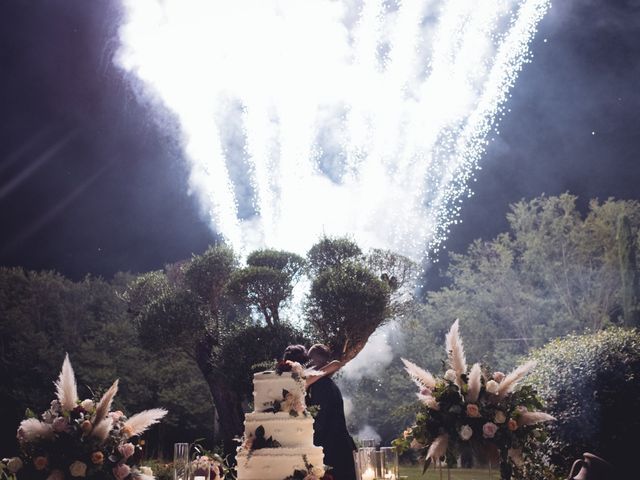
[341,323,396,380]
[116,0,550,261]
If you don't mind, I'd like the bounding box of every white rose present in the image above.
[485,380,499,394]
[69,461,87,477]
[139,466,153,476]
[80,399,95,411]
[494,410,507,424]
[7,457,23,473]
[311,466,325,477]
[459,425,473,441]
[444,369,457,382]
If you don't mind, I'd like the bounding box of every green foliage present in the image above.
[183,244,238,308]
[306,236,362,276]
[306,260,390,359]
[525,328,640,477]
[227,249,305,325]
[419,194,640,369]
[138,290,210,353]
[0,267,214,458]
[217,324,307,401]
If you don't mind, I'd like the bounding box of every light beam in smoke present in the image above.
[116,0,550,261]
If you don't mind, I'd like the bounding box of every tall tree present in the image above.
[616,214,640,327]
[126,244,248,452]
[226,250,305,325]
[305,237,400,362]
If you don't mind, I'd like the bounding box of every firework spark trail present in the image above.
[116,0,550,261]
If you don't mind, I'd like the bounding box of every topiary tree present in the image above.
[525,328,640,477]
[226,250,305,325]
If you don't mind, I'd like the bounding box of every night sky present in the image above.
[1,0,639,282]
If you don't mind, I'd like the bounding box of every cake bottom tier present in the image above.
[236,446,324,480]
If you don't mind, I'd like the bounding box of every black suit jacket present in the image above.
[307,376,356,480]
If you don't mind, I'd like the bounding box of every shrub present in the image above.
[524,327,640,477]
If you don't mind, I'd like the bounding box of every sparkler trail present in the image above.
[116,0,550,261]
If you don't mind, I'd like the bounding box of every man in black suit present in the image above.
[306,344,357,480]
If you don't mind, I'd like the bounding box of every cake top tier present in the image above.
[253,369,307,416]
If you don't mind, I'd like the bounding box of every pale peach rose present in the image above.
[493,372,505,382]
[80,399,95,411]
[118,443,135,460]
[444,369,457,382]
[139,466,153,476]
[466,404,480,417]
[113,464,131,480]
[485,380,499,394]
[459,425,473,441]
[69,461,87,477]
[494,411,507,424]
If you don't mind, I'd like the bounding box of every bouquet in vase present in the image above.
[393,321,554,479]
[1,355,167,480]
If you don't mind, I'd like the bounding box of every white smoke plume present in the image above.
[355,424,382,445]
[340,323,396,380]
[116,0,550,261]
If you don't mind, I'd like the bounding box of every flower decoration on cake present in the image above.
[282,455,327,480]
[262,389,307,417]
[393,320,554,479]
[2,354,167,480]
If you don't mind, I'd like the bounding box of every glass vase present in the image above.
[173,443,189,480]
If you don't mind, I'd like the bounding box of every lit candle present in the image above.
[361,467,375,480]
[194,476,205,480]
[384,472,396,480]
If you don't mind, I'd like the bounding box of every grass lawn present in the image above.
[399,465,495,480]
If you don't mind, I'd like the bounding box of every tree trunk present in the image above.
[194,337,245,455]
[617,215,640,327]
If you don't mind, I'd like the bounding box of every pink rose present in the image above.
[109,410,124,421]
[113,464,131,480]
[420,387,432,396]
[53,416,69,432]
[466,404,480,417]
[493,371,505,382]
[118,443,135,460]
[482,422,498,439]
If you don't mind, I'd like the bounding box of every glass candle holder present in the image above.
[173,443,189,480]
[358,447,377,480]
[379,447,398,480]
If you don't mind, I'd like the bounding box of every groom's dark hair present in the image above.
[283,344,308,364]
[308,343,332,367]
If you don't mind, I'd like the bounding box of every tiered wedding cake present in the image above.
[236,363,325,480]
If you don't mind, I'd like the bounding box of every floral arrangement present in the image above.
[393,321,554,480]
[261,389,307,417]
[241,425,282,453]
[1,355,167,480]
[260,361,310,418]
[282,455,328,480]
[190,454,226,480]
